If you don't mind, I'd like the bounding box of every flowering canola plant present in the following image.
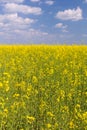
[0,45,87,130]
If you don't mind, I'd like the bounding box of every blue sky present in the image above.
[0,0,87,44]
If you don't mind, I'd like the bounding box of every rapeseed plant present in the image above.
[0,45,86,129]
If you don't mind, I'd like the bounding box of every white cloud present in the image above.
[0,0,24,3]
[4,3,42,15]
[55,23,67,29]
[83,34,87,37]
[55,23,63,28]
[0,13,49,43]
[84,0,87,3]
[0,27,49,43]
[45,0,54,5]
[0,13,34,24]
[55,23,68,33]
[62,29,68,33]
[56,7,83,21]
[0,13,35,30]
[30,0,40,2]
[13,28,48,36]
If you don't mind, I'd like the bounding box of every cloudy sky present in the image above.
[0,0,87,44]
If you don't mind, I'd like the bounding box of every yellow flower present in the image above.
[26,116,35,124]
[5,84,10,92]
[82,112,87,123]
[3,72,10,78]
[27,85,32,96]
[54,123,58,128]
[62,105,69,113]
[69,121,74,128]
[40,100,47,111]
[77,112,82,119]
[57,97,60,102]
[47,112,54,117]
[4,108,8,114]
[76,104,80,108]
[46,123,51,128]
[32,76,38,83]
[85,70,87,76]
[60,90,65,100]
[48,68,54,75]
[68,93,72,100]
[63,69,68,74]
[0,82,3,89]
[0,63,2,68]
[13,93,20,98]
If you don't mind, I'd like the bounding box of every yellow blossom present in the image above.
[26,116,35,124]
[0,82,3,89]
[47,112,54,117]
[13,93,20,98]
[46,123,51,128]
[32,76,38,83]
[69,121,74,128]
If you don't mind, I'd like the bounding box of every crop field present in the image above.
[0,45,87,130]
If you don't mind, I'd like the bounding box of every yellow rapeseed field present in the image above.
[0,45,87,130]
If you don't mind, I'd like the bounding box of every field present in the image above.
[0,45,87,130]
